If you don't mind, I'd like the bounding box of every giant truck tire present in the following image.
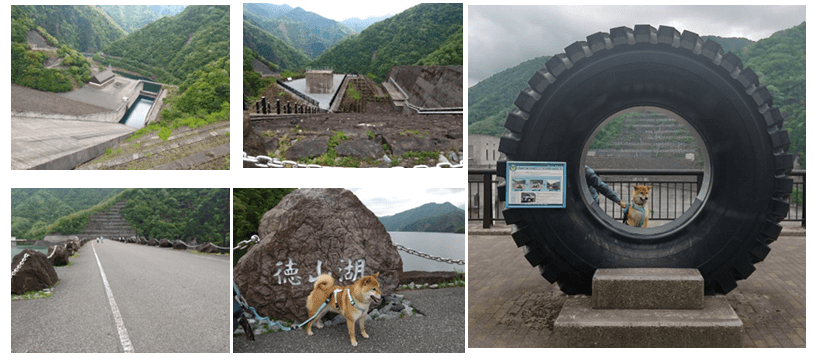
[496,25,793,295]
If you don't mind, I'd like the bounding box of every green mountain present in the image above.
[11,6,95,92]
[98,5,161,33]
[243,20,311,71]
[102,5,229,83]
[309,3,463,82]
[415,26,463,66]
[469,25,806,167]
[12,189,229,244]
[737,22,806,166]
[11,5,126,53]
[244,5,356,59]
[11,189,126,240]
[468,55,550,137]
[378,202,465,233]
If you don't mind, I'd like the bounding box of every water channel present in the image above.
[119,95,155,129]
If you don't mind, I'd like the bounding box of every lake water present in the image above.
[389,231,464,273]
[11,245,49,260]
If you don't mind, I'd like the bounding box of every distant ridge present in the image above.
[379,202,465,233]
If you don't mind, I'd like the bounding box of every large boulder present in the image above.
[159,239,173,248]
[197,242,221,254]
[11,249,59,295]
[172,241,187,250]
[233,188,403,322]
[47,245,70,267]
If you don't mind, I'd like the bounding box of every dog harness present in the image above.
[333,288,367,312]
[623,199,647,227]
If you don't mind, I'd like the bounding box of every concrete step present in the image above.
[592,268,704,309]
[551,296,743,347]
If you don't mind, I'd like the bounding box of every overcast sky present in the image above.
[261,1,421,22]
[468,5,806,86]
[349,188,465,217]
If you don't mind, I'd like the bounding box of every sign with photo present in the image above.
[505,162,566,208]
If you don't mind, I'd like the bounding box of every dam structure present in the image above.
[11,72,168,170]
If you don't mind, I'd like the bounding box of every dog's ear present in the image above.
[372,272,379,278]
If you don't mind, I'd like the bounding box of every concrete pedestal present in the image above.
[551,268,744,347]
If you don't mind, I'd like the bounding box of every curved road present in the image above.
[11,240,230,353]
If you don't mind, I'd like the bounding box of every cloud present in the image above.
[468,5,806,86]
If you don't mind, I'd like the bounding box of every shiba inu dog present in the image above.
[623,185,651,228]
[306,272,382,346]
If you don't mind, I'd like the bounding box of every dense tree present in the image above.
[308,3,463,82]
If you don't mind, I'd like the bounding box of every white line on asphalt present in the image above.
[92,243,135,353]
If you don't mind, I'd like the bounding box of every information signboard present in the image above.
[505,161,566,208]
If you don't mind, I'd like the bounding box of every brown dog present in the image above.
[623,185,651,228]
[306,273,382,346]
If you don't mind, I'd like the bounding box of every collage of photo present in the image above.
[5,2,807,354]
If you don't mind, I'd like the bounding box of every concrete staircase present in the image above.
[79,201,137,239]
[592,113,699,158]
[550,268,743,347]
[76,121,229,170]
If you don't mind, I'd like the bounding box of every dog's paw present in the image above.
[361,332,369,339]
[351,340,358,347]
[315,320,323,329]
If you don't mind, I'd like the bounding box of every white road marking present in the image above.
[92,243,135,353]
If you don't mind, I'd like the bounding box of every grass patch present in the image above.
[12,283,56,301]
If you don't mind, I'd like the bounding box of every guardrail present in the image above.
[469,168,805,228]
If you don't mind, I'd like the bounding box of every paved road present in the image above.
[233,287,465,352]
[11,240,230,353]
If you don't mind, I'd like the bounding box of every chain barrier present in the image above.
[243,152,464,168]
[11,253,30,278]
[234,235,260,250]
[394,243,465,265]
[233,236,464,265]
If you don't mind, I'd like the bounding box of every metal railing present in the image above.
[469,169,805,228]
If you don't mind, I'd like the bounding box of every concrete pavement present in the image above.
[11,240,230,353]
[233,287,465,352]
[468,226,805,347]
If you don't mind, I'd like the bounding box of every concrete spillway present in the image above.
[10,74,166,169]
[119,95,155,129]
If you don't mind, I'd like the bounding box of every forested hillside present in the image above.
[11,189,229,244]
[11,5,125,53]
[233,188,295,246]
[378,202,465,233]
[243,4,356,59]
[243,20,311,71]
[469,24,806,166]
[468,55,550,136]
[309,3,463,82]
[122,189,229,244]
[11,6,97,92]
[102,5,229,84]
[98,5,161,33]
[738,22,806,166]
[11,189,125,239]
